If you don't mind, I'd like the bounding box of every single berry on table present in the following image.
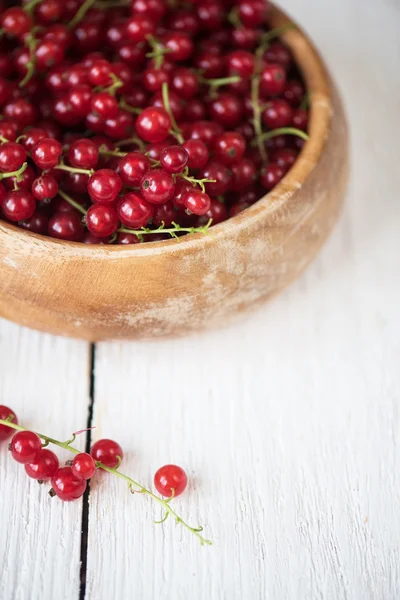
[154,464,188,498]
[91,438,123,469]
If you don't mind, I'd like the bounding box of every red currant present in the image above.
[160,145,188,174]
[152,201,176,227]
[32,174,59,202]
[154,464,188,498]
[90,439,123,468]
[119,152,150,186]
[183,189,211,215]
[126,15,155,43]
[31,138,62,169]
[198,161,232,196]
[50,466,87,501]
[86,204,119,238]
[48,212,84,242]
[0,142,27,173]
[1,7,31,38]
[140,168,175,204]
[116,232,141,244]
[10,431,42,464]
[259,64,286,98]
[213,132,246,165]
[2,190,36,222]
[25,449,59,481]
[72,452,96,480]
[68,139,98,169]
[116,192,153,229]
[0,405,18,441]
[260,162,285,190]
[136,107,171,144]
[88,169,123,204]
[20,211,49,235]
[262,99,294,129]
[182,139,209,169]
[91,92,119,120]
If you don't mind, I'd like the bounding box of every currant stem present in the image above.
[0,162,28,181]
[69,0,97,29]
[260,24,296,45]
[19,34,38,88]
[0,419,212,546]
[55,164,94,176]
[0,135,9,143]
[99,147,127,158]
[256,127,309,144]
[104,73,124,97]
[252,45,267,163]
[146,35,170,69]
[118,218,213,238]
[299,93,310,111]
[177,169,216,194]
[200,76,241,88]
[58,189,87,215]
[117,137,146,151]
[119,97,142,115]
[162,82,184,144]
[23,0,44,15]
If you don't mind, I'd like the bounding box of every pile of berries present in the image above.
[0,404,188,502]
[0,0,309,244]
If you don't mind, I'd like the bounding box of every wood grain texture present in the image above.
[0,5,348,341]
[0,322,90,600]
[85,0,400,599]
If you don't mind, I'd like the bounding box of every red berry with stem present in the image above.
[50,467,87,501]
[259,64,286,98]
[91,92,119,120]
[182,139,209,169]
[3,99,38,128]
[163,31,194,62]
[154,464,188,498]
[197,198,228,225]
[183,188,211,215]
[262,99,294,129]
[214,132,246,165]
[260,162,285,190]
[1,7,31,38]
[126,15,155,43]
[116,232,141,244]
[31,138,62,170]
[90,439,123,469]
[226,50,255,78]
[2,190,36,222]
[0,121,19,143]
[0,405,18,441]
[171,179,194,209]
[10,431,42,464]
[116,192,153,228]
[140,168,175,204]
[32,174,59,202]
[119,152,151,186]
[198,161,232,196]
[68,139,98,170]
[25,449,59,481]
[195,51,224,79]
[152,200,176,227]
[86,204,119,238]
[88,59,113,87]
[0,142,26,173]
[136,107,171,144]
[4,165,35,192]
[160,145,188,174]
[88,169,123,204]
[72,452,96,480]
[48,212,84,242]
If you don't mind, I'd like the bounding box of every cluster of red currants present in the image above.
[0,0,309,244]
[0,405,188,502]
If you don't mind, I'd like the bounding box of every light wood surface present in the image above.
[0,5,348,341]
[1,0,400,599]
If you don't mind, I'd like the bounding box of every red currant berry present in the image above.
[0,142,26,173]
[260,64,286,98]
[2,190,36,222]
[150,89,184,121]
[0,405,18,441]
[260,162,285,190]
[21,127,47,152]
[132,0,166,22]
[116,232,141,244]
[104,110,134,140]
[182,139,209,169]
[48,212,84,242]
[116,192,153,229]
[35,0,65,24]
[167,10,199,36]
[264,41,292,70]
[68,85,93,117]
[292,108,308,131]
[20,211,49,235]
[3,99,37,127]
[197,198,228,225]
[209,93,244,128]
[86,204,119,238]
[88,169,123,204]
[0,121,19,143]
[119,152,150,186]
[231,157,257,192]
[214,132,246,165]
[3,165,35,192]
[163,31,193,62]
[50,466,87,501]
[271,147,298,172]
[31,138,62,169]
[32,174,59,202]
[91,92,119,120]
[183,189,211,215]
[35,40,65,71]
[10,431,42,464]
[262,99,294,129]
[171,179,193,209]
[283,79,305,106]
[198,161,232,196]
[154,464,187,498]
[160,145,188,174]
[226,50,255,78]
[88,59,113,87]
[140,168,175,204]
[1,7,31,38]
[171,68,199,99]
[25,449,59,481]
[136,107,171,144]
[143,65,170,93]
[68,139,98,170]
[196,0,224,30]
[90,438,123,468]
[231,27,260,50]
[152,200,176,227]
[238,0,269,28]
[194,51,224,79]
[126,15,155,43]
[71,452,96,480]
[189,120,222,145]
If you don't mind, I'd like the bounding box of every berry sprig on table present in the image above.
[0,405,211,545]
[0,0,309,244]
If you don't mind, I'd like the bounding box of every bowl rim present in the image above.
[0,3,332,258]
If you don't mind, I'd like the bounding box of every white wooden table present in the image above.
[1,0,400,598]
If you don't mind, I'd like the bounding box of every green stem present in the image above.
[0,419,212,546]
[256,127,309,144]
[119,98,142,115]
[299,93,310,111]
[200,76,241,88]
[178,173,216,194]
[69,0,97,29]
[118,218,213,239]
[23,0,44,15]
[118,137,146,151]
[146,35,171,69]
[0,134,9,143]
[104,74,124,97]
[99,147,127,158]
[252,44,267,163]
[55,164,94,176]
[260,23,296,45]
[0,162,28,181]
[162,82,183,144]
[19,34,38,88]
[58,189,87,216]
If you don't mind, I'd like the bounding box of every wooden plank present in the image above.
[0,321,90,600]
[86,0,400,598]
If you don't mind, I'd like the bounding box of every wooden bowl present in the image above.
[0,5,348,341]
